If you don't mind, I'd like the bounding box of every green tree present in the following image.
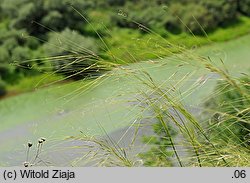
[237,0,250,16]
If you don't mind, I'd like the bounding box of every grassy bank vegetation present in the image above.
[0,0,249,167]
[1,0,250,95]
[68,41,250,167]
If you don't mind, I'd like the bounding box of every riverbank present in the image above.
[0,33,249,166]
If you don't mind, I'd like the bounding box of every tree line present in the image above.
[0,0,250,96]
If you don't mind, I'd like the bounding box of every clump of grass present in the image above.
[134,59,249,167]
[60,11,249,167]
[204,77,250,145]
[66,133,134,167]
[131,71,221,167]
[15,6,250,167]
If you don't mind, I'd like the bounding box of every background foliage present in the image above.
[0,0,250,91]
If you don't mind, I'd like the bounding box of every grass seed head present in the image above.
[23,162,29,167]
[38,139,43,144]
[28,142,33,147]
[41,137,46,142]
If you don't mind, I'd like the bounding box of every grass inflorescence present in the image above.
[23,137,49,167]
[14,5,250,167]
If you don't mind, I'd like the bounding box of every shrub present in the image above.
[112,1,239,35]
[112,2,167,33]
[0,46,11,80]
[183,4,215,35]
[0,46,10,63]
[4,0,91,36]
[205,77,250,146]
[200,0,238,26]
[107,0,126,6]
[0,79,7,97]
[43,28,102,80]
[237,0,250,16]
[139,122,176,166]
[164,15,182,34]
[167,1,238,35]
